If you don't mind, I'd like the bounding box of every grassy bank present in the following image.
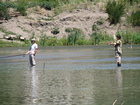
[0,40,27,47]
[0,0,139,48]
[119,30,140,44]
[0,34,113,47]
[0,30,139,47]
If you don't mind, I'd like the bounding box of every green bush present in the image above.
[59,37,68,46]
[118,31,140,44]
[76,39,89,45]
[120,31,132,44]
[51,27,59,35]
[106,0,125,24]
[39,34,48,46]
[46,37,59,46]
[90,32,113,45]
[133,33,140,44]
[99,32,113,42]
[128,11,140,26]
[65,28,73,33]
[66,28,84,45]
[16,1,27,15]
[90,32,100,45]
[38,0,59,10]
[92,23,98,31]
[0,2,11,20]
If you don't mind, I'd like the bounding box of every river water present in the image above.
[0,45,140,105]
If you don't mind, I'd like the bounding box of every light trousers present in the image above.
[115,52,121,63]
[29,54,36,66]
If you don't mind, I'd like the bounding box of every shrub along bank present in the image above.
[0,0,140,47]
[0,30,140,47]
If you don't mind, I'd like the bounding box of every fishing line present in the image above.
[0,54,26,59]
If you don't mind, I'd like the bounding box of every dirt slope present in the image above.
[0,5,126,41]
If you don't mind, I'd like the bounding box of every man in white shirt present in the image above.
[26,38,38,66]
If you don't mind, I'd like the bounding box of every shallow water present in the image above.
[0,45,140,105]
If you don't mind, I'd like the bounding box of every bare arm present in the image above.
[109,42,116,46]
[26,51,30,55]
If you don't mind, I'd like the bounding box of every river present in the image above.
[0,45,140,105]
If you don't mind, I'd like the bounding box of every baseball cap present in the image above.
[31,38,36,41]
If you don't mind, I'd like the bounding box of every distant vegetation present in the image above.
[127,11,140,26]
[0,0,140,47]
[0,0,139,25]
[1,30,140,47]
[106,0,125,24]
[118,30,140,44]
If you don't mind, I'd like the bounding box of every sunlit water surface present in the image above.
[0,45,140,105]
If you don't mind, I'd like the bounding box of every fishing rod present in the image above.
[0,54,26,59]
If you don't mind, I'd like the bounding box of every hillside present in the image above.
[0,3,127,41]
[0,1,139,45]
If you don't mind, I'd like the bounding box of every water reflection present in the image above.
[114,67,124,105]
[0,45,140,105]
[30,66,40,103]
[116,67,122,90]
